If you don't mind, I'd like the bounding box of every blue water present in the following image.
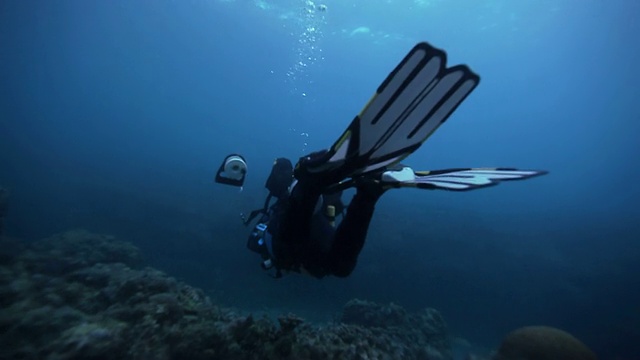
[1,0,638,358]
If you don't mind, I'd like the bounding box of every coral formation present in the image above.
[341,298,452,358]
[0,229,453,359]
[494,325,598,360]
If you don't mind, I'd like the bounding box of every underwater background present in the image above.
[1,0,639,358]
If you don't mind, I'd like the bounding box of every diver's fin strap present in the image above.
[390,167,548,191]
[307,42,480,182]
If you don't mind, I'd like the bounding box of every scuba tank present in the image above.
[264,158,293,200]
[242,158,293,278]
[240,157,294,226]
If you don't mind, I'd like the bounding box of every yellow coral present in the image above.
[495,326,597,360]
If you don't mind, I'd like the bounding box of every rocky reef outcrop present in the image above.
[493,326,597,360]
[0,229,452,359]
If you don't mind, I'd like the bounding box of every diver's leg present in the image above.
[327,182,385,277]
[298,211,336,278]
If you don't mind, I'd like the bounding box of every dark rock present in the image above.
[341,298,408,328]
[278,313,304,333]
[48,321,126,360]
[337,299,452,359]
[149,292,184,324]
[0,236,25,265]
[25,229,142,273]
[0,268,20,307]
[113,267,176,304]
[413,307,451,351]
[68,264,112,288]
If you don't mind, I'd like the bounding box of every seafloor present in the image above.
[0,229,458,360]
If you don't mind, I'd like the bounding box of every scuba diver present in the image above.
[240,154,396,278]
[216,42,547,279]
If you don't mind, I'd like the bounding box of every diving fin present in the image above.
[301,42,480,184]
[381,166,548,191]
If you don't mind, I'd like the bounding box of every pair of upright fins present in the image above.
[305,42,546,191]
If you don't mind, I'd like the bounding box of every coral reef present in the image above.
[0,229,453,359]
[341,298,452,359]
[494,325,597,360]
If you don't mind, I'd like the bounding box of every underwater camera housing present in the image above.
[246,223,274,270]
[215,154,247,187]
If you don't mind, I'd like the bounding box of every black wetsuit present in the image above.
[270,178,382,278]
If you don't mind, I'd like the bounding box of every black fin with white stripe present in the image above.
[394,168,548,191]
[304,42,480,184]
